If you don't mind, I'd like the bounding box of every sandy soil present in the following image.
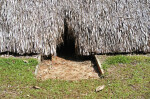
[36,56,100,81]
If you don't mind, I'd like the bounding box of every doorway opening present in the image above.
[56,18,76,60]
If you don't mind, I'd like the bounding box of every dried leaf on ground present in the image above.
[32,86,40,89]
[96,85,105,92]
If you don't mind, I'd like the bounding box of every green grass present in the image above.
[102,55,150,70]
[0,55,150,99]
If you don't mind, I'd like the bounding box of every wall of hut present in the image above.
[0,0,150,56]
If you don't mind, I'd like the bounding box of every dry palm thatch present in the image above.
[0,0,150,56]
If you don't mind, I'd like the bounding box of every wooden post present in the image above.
[94,55,104,75]
[34,54,41,75]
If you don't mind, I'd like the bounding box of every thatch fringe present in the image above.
[0,0,150,56]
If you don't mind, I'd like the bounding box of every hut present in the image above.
[0,0,150,57]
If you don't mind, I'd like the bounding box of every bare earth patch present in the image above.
[36,56,100,81]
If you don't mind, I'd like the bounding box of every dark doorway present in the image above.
[56,18,76,59]
[56,38,76,59]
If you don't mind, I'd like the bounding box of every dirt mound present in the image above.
[36,56,100,81]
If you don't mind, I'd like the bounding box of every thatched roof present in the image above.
[0,0,150,56]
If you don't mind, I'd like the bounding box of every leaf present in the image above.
[23,60,28,63]
[32,86,40,89]
[95,85,105,92]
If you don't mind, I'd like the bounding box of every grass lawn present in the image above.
[0,55,150,99]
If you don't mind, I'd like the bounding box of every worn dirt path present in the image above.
[37,56,100,81]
